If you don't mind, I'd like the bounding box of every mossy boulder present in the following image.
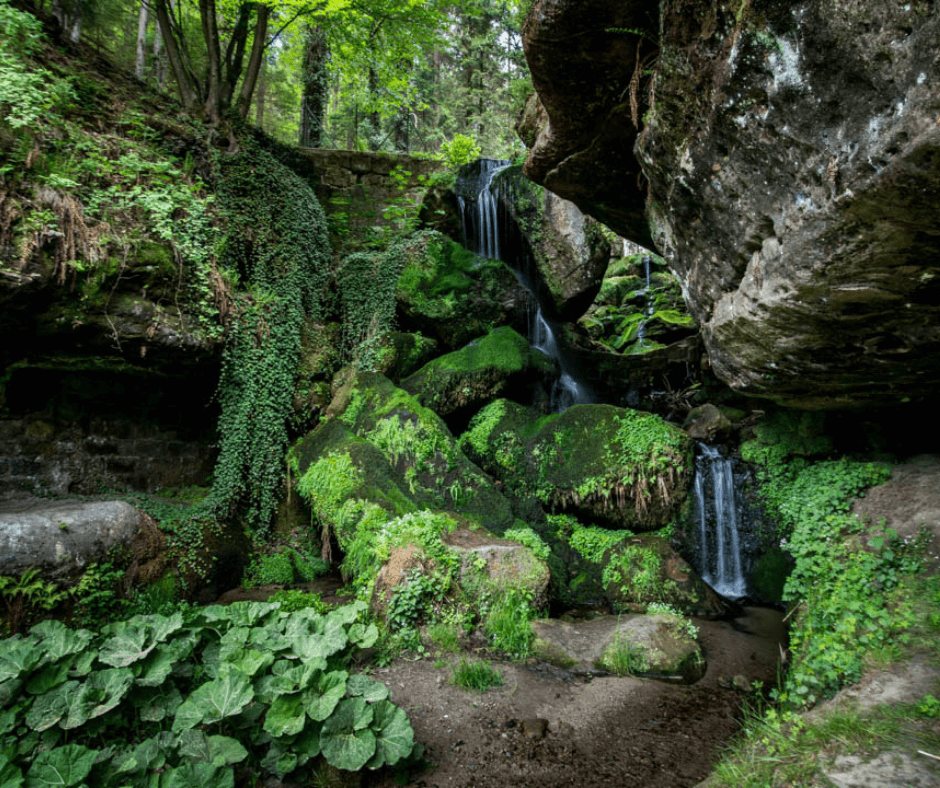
[293,372,518,577]
[531,613,704,680]
[683,404,733,443]
[550,515,721,616]
[394,231,523,351]
[401,326,554,420]
[460,399,693,531]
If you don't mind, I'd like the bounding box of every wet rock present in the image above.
[460,399,692,531]
[531,613,704,680]
[401,327,554,421]
[823,751,939,788]
[0,496,144,577]
[521,0,940,408]
[683,404,733,443]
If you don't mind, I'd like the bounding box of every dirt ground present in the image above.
[364,608,785,788]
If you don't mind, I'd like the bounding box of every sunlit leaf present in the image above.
[178,732,248,766]
[367,700,414,767]
[303,670,348,722]
[346,674,388,702]
[24,744,97,787]
[320,697,375,771]
[172,670,254,732]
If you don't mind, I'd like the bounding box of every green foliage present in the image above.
[244,548,329,589]
[599,630,648,676]
[646,602,699,640]
[70,562,129,628]
[205,140,330,536]
[483,589,534,659]
[0,0,75,129]
[387,570,447,630]
[744,420,921,709]
[0,569,67,635]
[603,543,675,607]
[268,590,330,615]
[450,658,503,691]
[440,134,482,168]
[503,527,550,561]
[336,247,404,369]
[0,602,414,784]
[568,521,630,563]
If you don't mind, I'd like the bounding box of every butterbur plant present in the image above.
[0,601,417,785]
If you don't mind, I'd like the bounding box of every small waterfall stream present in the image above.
[457,159,591,412]
[693,443,749,600]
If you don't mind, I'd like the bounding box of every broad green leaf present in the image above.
[99,615,183,668]
[303,670,348,722]
[269,662,321,696]
[217,628,250,662]
[247,625,291,654]
[134,643,188,688]
[111,734,167,775]
[292,720,322,763]
[30,622,93,665]
[24,744,97,787]
[0,638,43,682]
[0,679,24,708]
[159,761,234,788]
[62,668,134,729]
[177,732,248,766]
[326,601,367,627]
[346,674,389,702]
[221,648,273,678]
[197,602,278,628]
[367,700,414,767]
[0,752,23,788]
[346,622,379,648]
[98,626,153,669]
[172,670,254,732]
[25,681,80,732]
[260,744,295,778]
[0,707,17,736]
[262,694,306,738]
[26,661,72,696]
[131,683,183,723]
[320,697,376,771]
[285,614,346,665]
[68,650,95,678]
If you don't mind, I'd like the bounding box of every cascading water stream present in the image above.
[693,443,748,599]
[457,159,591,412]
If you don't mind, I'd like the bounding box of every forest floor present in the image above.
[363,608,785,788]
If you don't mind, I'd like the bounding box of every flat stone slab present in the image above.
[823,751,940,788]
[531,613,703,679]
[0,497,144,577]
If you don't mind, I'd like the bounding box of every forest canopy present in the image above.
[33,0,532,156]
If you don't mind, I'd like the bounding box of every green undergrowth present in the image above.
[0,601,420,786]
[742,413,925,709]
[450,658,503,691]
[707,691,940,788]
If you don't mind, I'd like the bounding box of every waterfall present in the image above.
[456,160,592,412]
[693,443,748,599]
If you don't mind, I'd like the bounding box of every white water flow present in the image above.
[635,255,653,344]
[457,160,591,412]
[693,443,748,599]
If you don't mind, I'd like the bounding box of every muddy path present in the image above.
[366,608,785,788]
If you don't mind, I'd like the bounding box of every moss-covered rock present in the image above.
[460,399,693,531]
[394,230,523,350]
[401,326,554,419]
[530,612,704,680]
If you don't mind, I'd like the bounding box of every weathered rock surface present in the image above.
[0,497,144,577]
[460,399,692,531]
[521,0,940,408]
[531,613,703,679]
[401,326,554,420]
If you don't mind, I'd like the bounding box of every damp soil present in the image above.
[363,607,786,788]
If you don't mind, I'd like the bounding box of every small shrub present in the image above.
[451,658,503,691]
[483,588,534,659]
[600,630,648,676]
[268,589,329,615]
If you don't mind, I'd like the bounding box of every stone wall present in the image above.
[0,366,217,497]
[299,149,446,240]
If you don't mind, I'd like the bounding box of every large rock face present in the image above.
[521,0,940,408]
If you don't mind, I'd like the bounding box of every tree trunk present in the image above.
[299,26,328,148]
[200,0,223,124]
[135,1,149,80]
[255,57,266,130]
[236,4,270,119]
[153,0,200,113]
